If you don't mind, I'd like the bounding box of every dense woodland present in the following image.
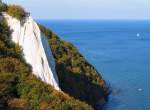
[39,25,108,108]
[0,2,108,110]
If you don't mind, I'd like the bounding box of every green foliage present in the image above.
[0,17,24,60]
[0,57,92,110]
[39,25,108,109]
[0,14,93,110]
[7,5,26,20]
[0,4,108,109]
[0,1,7,12]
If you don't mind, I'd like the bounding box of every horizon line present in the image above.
[35,18,150,21]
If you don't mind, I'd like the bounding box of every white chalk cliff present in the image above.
[3,13,60,90]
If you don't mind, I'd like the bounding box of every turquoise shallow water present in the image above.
[38,20,150,110]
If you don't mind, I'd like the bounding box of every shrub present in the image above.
[7,5,26,20]
[0,1,7,12]
[0,16,93,110]
[0,57,93,110]
[0,4,108,109]
[7,98,28,109]
[39,24,108,109]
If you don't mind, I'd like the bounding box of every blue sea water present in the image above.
[38,20,150,110]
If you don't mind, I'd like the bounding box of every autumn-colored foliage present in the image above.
[39,24,108,109]
[7,5,26,20]
[0,13,93,110]
[0,3,108,109]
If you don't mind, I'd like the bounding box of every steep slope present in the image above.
[0,10,93,110]
[3,13,60,90]
[0,2,109,110]
[39,25,109,109]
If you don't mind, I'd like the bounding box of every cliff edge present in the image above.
[3,13,60,90]
[0,2,109,110]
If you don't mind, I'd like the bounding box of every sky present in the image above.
[3,0,150,20]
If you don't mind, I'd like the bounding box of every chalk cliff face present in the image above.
[3,13,60,90]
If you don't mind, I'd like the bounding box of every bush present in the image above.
[0,17,26,62]
[39,25,108,109]
[0,4,108,109]
[7,5,26,20]
[0,57,93,110]
[0,16,93,110]
[0,1,7,12]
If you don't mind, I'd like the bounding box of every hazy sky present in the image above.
[3,0,150,20]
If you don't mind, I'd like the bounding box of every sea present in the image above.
[37,20,150,110]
